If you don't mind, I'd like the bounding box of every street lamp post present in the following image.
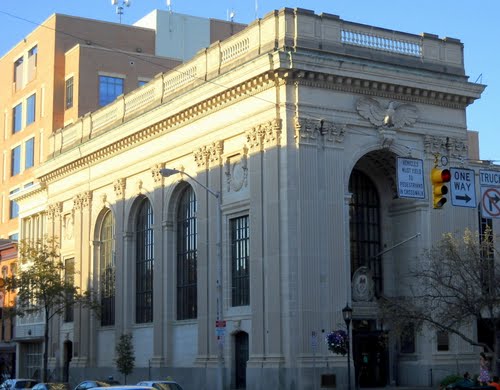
[342,304,353,390]
[160,168,224,390]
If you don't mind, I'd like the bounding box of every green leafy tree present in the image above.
[4,236,91,382]
[381,228,500,370]
[115,333,135,383]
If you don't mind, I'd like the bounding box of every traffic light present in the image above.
[430,168,451,208]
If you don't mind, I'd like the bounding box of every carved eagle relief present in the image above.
[356,97,418,129]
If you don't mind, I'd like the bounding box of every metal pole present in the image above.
[347,323,351,390]
[216,193,224,390]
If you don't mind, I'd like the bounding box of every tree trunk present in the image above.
[43,310,49,382]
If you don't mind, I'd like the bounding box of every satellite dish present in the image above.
[124,0,131,6]
[111,0,117,5]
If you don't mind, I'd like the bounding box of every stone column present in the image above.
[260,119,284,367]
[113,178,126,336]
[71,194,85,366]
[80,192,93,364]
[150,164,165,367]
[47,203,62,369]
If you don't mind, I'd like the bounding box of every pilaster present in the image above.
[151,163,166,365]
[113,178,126,336]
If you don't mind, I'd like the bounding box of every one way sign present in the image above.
[450,168,477,208]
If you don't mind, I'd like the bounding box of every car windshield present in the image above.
[47,384,68,390]
[152,384,182,390]
[14,382,37,389]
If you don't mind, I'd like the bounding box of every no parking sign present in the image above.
[479,170,500,219]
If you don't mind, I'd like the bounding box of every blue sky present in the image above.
[0,0,498,162]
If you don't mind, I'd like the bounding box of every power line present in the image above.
[0,9,300,119]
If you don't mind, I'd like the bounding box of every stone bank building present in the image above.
[15,8,499,389]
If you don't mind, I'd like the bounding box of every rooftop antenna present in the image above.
[228,9,235,22]
[166,0,172,13]
[111,0,131,24]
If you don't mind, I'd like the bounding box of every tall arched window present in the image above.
[349,169,382,295]
[100,210,115,326]
[177,187,197,320]
[136,197,154,323]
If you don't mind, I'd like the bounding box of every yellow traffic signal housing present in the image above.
[430,168,451,208]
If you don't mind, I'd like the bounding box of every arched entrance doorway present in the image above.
[348,151,397,387]
[234,331,248,389]
[63,340,72,382]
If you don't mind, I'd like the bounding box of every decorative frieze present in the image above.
[151,163,166,185]
[193,141,224,168]
[246,119,282,151]
[114,178,126,200]
[293,70,473,109]
[424,135,468,160]
[73,191,93,211]
[294,117,345,146]
[47,202,62,221]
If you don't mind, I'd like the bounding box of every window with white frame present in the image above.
[65,77,74,109]
[135,197,153,324]
[14,56,23,90]
[9,188,19,220]
[436,330,449,351]
[64,258,75,323]
[177,186,197,320]
[25,137,34,169]
[99,75,124,107]
[100,210,115,326]
[26,94,36,125]
[11,146,21,176]
[12,103,22,134]
[231,215,250,307]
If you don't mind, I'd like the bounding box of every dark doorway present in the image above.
[234,332,248,389]
[63,341,72,382]
[353,321,388,388]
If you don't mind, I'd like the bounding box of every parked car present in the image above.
[73,380,119,390]
[92,386,154,390]
[1,380,39,390]
[136,381,183,390]
[32,383,69,390]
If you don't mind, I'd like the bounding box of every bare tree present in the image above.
[381,228,500,362]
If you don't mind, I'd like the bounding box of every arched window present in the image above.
[100,210,115,326]
[177,187,197,320]
[136,197,154,323]
[349,169,382,295]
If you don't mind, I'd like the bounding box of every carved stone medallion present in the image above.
[352,266,375,302]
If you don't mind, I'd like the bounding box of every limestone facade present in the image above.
[14,8,500,389]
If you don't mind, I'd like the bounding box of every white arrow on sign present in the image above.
[450,168,476,208]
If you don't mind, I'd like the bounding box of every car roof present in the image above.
[136,383,177,385]
[92,387,154,390]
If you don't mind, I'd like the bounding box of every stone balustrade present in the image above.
[49,7,464,156]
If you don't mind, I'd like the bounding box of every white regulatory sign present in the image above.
[450,168,476,208]
[479,169,500,219]
[397,157,425,199]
